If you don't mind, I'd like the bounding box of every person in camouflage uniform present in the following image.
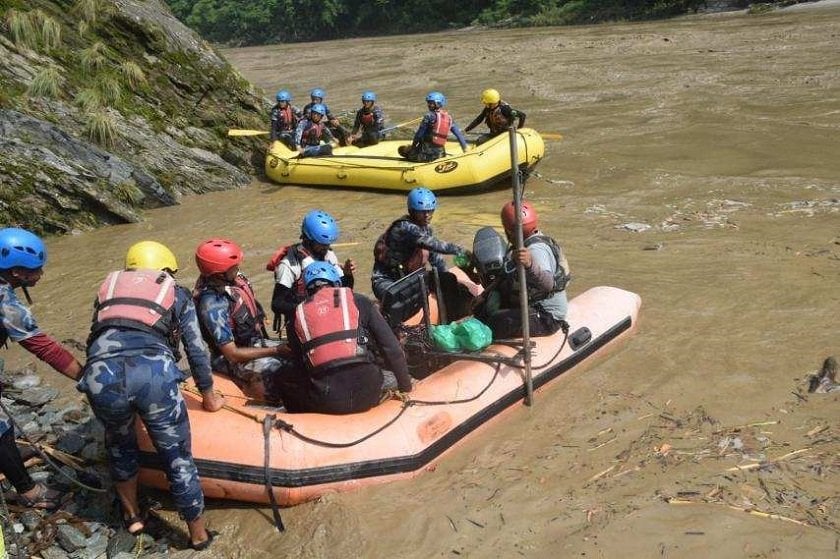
[193,239,299,406]
[78,241,223,550]
[0,228,82,510]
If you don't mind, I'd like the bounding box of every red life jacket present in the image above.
[373,218,430,276]
[278,105,296,131]
[302,121,326,146]
[195,274,265,348]
[430,110,452,147]
[92,270,176,340]
[359,109,375,127]
[294,287,363,371]
[265,245,290,271]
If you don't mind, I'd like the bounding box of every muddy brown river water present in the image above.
[6,3,839,557]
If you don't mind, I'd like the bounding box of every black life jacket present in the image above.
[487,102,513,134]
[373,218,429,277]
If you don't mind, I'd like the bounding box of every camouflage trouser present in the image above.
[213,339,297,404]
[0,408,11,439]
[80,353,204,521]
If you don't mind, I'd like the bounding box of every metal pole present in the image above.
[508,127,534,406]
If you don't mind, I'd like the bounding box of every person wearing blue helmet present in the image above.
[372,188,473,322]
[285,262,412,414]
[294,103,338,157]
[302,87,349,146]
[0,228,82,510]
[269,210,356,330]
[348,90,385,147]
[270,89,302,149]
[398,91,468,162]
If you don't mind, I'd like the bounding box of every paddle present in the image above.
[228,129,269,137]
[541,132,563,140]
[381,117,422,135]
[508,127,534,407]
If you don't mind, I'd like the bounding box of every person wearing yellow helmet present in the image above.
[79,240,223,549]
[464,88,527,145]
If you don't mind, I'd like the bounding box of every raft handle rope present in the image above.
[262,414,285,533]
[0,399,106,494]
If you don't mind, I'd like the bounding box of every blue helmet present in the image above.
[301,210,339,244]
[309,103,327,117]
[275,90,292,102]
[407,187,437,212]
[310,88,326,100]
[361,90,376,102]
[303,261,341,288]
[0,227,47,271]
[426,91,446,108]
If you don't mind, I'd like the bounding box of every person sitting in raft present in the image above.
[295,103,337,158]
[0,228,82,511]
[79,241,223,548]
[464,88,527,146]
[269,209,356,331]
[473,200,570,339]
[302,87,349,147]
[398,91,468,162]
[193,238,292,403]
[348,90,385,147]
[371,187,472,320]
[286,262,413,414]
[269,89,301,150]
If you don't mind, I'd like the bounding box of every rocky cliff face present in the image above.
[0,0,268,235]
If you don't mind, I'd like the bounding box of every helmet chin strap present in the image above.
[21,285,33,304]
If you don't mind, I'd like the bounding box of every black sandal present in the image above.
[190,530,217,551]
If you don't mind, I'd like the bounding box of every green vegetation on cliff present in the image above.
[164,0,714,45]
[0,0,268,235]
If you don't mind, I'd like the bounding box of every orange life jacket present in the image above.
[294,287,363,371]
[301,121,326,146]
[91,270,176,340]
[488,103,512,134]
[430,110,452,147]
[277,105,297,131]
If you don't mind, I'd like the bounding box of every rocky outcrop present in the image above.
[0,0,268,235]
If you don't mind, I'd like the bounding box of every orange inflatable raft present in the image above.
[137,285,641,505]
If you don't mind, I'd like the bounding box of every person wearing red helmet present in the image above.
[474,200,570,339]
[193,239,294,403]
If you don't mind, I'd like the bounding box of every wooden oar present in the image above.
[541,132,563,140]
[381,117,422,135]
[228,129,270,137]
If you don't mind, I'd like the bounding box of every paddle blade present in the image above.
[228,129,270,137]
[540,132,563,140]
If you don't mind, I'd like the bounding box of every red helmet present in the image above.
[501,200,539,237]
[195,238,243,276]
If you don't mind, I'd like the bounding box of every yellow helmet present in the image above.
[481,88,501,105]
[125,241,178,273]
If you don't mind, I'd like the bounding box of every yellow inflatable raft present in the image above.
[264,128,545,193]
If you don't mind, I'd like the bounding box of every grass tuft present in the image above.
[36,12,62,50]
[80,41,107,73]
[84,110,119,148]
[28,66,63,98]
[5,9,36,48]
[113,180,144,205]
[77,19,89,37]
[75,0,114,23]
[75,88,103,111]
[118,61,147,89]
[96,74,123,104]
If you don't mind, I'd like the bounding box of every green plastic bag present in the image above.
[454,318,493,352]
[430,324,460,352]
